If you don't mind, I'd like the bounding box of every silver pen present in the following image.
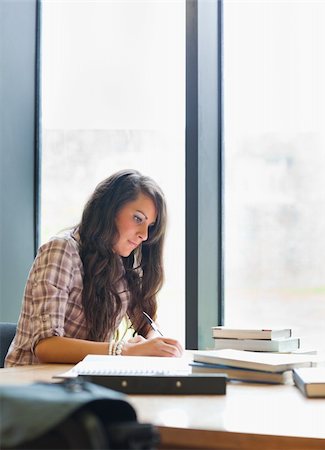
[143,311,163,336]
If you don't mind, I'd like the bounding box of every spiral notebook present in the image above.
[56,354,192,378]
[55,354,227,394]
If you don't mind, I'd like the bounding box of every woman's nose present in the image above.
[138,224,148,241]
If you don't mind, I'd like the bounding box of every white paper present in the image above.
[55,354,191,378]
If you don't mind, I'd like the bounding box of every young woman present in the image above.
[5,169,183,366]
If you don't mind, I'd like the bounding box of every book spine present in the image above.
[293,370,308,397]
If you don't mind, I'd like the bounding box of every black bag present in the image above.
[0,378,159,449]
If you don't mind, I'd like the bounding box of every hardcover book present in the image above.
[293,367,325,398]
[193,349,317,373]
[190,361,292,384]
[213,337,300,353]
[211,327,292,340]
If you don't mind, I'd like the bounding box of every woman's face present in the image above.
[113,193,157,257]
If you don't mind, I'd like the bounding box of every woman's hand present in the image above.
[122,336,183,357]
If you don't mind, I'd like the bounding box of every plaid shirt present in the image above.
[5,230,130,367]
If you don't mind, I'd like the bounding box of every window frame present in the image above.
[0,0,40,321]
[186,0,224,349]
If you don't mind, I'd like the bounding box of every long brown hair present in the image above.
[78,169,167,340]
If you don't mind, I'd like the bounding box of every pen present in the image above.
[142,311,163,336]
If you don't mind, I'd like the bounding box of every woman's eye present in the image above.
[134,215,143,224]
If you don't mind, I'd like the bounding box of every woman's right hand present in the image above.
[123,336,183,357]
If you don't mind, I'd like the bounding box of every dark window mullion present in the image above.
[185,0,199,350]
[186,0,223,350]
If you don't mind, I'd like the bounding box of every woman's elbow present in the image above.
[34,337,55,363]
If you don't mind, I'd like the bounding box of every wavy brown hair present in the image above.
[78,169,167,341]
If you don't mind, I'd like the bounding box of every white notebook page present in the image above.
[56,354,191,378]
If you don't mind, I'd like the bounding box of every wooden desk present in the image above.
[1,364,325,449]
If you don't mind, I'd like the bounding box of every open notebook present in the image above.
[55,354,227,394]
[56,354,192,378]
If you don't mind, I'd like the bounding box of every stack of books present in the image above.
[211,327,301,353]
[191,349,318,384]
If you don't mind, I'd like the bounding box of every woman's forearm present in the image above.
[34,336,108,364]
[35,334,183,363]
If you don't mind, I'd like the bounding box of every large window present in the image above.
[40,0,185,342]
[224,1,325,354]
[40,0,324,353]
